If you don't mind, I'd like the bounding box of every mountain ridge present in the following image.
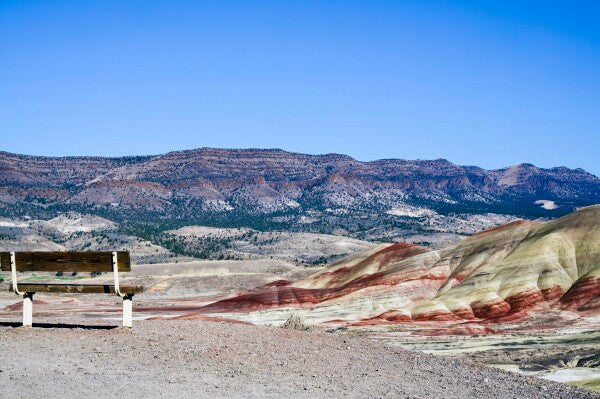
[1,147,599,244]
[2,147,597,177]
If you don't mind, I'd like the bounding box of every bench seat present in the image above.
[10,283,144,295]
[3,251,142,327]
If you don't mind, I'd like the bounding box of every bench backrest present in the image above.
[0,251,131,272]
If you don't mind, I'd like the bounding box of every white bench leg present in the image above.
[123,294,133,328]
[23,292,33,327]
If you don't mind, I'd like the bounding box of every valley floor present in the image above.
[2,257,600,397]
[1,318,597,399]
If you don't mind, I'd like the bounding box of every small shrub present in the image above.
[55,271,63,277]
[282,311,312,331]
[312,256,327,266]
[91,271,102,277]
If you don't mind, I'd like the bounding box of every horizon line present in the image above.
[0,147,594,176]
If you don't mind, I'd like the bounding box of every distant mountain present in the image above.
[1,148,599,244]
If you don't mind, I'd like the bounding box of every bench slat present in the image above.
[0,251,130,272]
[10,283,143,294]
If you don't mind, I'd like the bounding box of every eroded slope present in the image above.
[200,205,600,329]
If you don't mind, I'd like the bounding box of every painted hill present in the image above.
[200,205,600,332]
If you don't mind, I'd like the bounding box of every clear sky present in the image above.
[1,1,599,175]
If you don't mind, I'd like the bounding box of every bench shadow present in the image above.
[0,321,118,330]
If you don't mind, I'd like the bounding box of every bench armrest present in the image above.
[10,252,24,295]
[112,251,125,297]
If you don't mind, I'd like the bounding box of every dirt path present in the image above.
[0,319,597,399]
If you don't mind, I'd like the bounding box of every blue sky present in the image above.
[1,1,599,175]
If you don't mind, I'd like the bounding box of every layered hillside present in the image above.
[1,148,599,243]
[200,205,600,330]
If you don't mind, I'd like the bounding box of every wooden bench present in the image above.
[1,251,143,328]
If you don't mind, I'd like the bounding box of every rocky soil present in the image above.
[1,319,598,399]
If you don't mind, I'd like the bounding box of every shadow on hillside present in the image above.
[0,321,118,330]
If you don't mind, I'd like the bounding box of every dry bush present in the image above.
[282,311,312,331]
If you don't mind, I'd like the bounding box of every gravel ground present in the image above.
[0,319,598,399]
